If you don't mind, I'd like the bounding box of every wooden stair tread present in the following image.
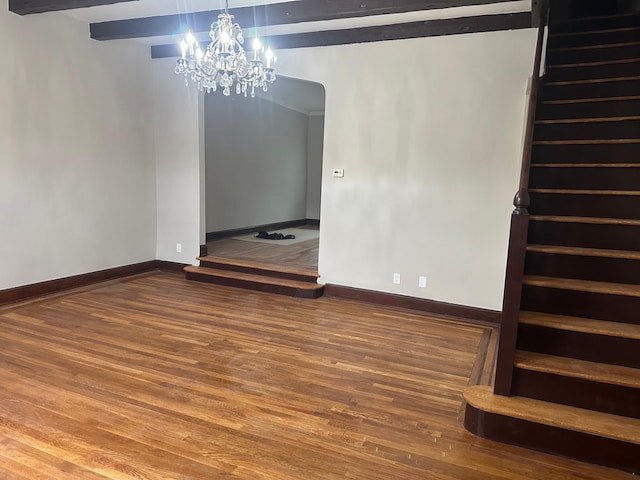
[546,77,640,86]
[544,96,640,105]
[532,163,640,167]
[197,256,319,279]
[524,275,640,297]
[536,115,640,123]
[526,244,640,260]
[547,58,640,68]
[549,41,640,52]
[533,139,640,145]
[184,266,323,290]
[549,26,640,38]
[520,311,640,340]
[530,215,640,226]
[464,385,640,445]
[529,189,640,195]
[515,351,640,389]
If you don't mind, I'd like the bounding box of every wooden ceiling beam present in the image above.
[151,12,532,58]
[9,0,137,15]
[91,0,519,41]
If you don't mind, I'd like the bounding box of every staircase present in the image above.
[185,256,324,298]
[464,11,640,473]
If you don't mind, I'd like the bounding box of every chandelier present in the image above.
[175,0,276,97]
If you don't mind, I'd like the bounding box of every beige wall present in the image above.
[153,29,538,311]
[204,95,309,232]
[306,115,325,220]
[275,29,537,310]
[0,9,157,290]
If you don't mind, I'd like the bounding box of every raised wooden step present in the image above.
[525,244,640,285]
[512,351,640,418]
[518,311,640,368]
[548,26,640,50]
[531,142,640,163]
[546,43,640,66]
[463,385,640,474]
[551,13,640,36]
[184,266,324,299]
[533,117,640,140]
[542,79,640,102]
[529,191,640,219]
[197,256,319,283]
[529,165,640,190]
[528,215,640,251]
[521,275,640,324]
[544,59,640,83]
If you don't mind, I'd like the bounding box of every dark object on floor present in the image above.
[256,231,296,240]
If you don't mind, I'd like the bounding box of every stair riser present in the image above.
[198,259,317,283]
[521,285,640,324]
[534,119,640,140]
[548,28,640,49]
[185,271,323,299]
[529,193,640,220]
[517,323,640,368]
[545,60,640,83]
[513,369,640,418]
[529,220,640,250]
[551,15,640,35]
[537,98,640,120]
[464,404,640,474]
[543,81,640,101]
[531,143,640,163]
[530,166,640,190]
[547,44,640,66]
[525,251,640,285]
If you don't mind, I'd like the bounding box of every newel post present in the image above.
[493,189,530,395]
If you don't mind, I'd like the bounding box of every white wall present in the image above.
[152,59,204,264]
[306,115,324,220]
[204,95,309,232]
[276,29,537,311]
[0,9,157,290]
[154,28,537,311]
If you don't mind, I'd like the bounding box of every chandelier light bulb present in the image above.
[265,48,274,68]
[186,30,196,46]
[180,40,188,59]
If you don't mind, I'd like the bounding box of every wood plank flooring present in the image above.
[206,227,319,274]
[0,273,631,479]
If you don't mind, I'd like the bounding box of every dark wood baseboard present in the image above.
[0,260,189,306]
[206,219,319,243]
[200,244,209,257]
[324,284,501,325]
[155,260,190,273]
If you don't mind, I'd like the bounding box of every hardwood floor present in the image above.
[0,272,631,479]
[206,226,319,274]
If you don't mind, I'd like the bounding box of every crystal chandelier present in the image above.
[175,0,276,97]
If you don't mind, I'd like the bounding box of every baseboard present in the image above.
[206,219,319,242]
[155,260,190,273]
[324,284,501,325]
[0,260,188,306]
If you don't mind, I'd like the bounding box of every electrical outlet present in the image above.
[393,273,401,285]
[176,243,182,253]
[419,276,427,288]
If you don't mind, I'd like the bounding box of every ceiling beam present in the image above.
[91,0,519,41]
[151,12,531,58]
[9,0,137,15]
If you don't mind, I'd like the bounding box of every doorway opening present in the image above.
[203,76,326,277]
